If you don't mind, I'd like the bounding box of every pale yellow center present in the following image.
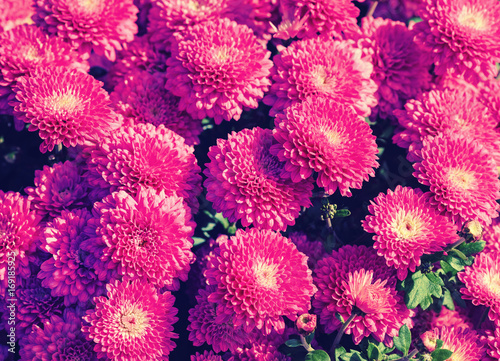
[324,129,342,145]
[457,7,488,31]
[253,259,280,290]
[484,272,500,297]
[187,0,201,10]
[391,211,423,240]
[117,305,149,338]
[73,0,104,15]
[45,93,81,115]
[311,66,334,91]
[447,167,476,191]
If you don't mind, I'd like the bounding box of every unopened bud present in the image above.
[460,220,483,242]
[296,313,317,334]
[420,330,438,352]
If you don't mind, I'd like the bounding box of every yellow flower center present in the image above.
[311,66,335,91]
[391,211,423,241]
[45,93,81,115]
[187,0,201,11]
[73,0,104,15]
[117,304,150,338]
[446,167,476,191]
[253,259,280,290]
[457,7,488,31]
[484,272,500,297]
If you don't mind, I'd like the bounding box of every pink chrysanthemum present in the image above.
[205,228,316,335]
[393,87,499,163]
[271,96,379,196]
[413,0,500,83]
[459,252,500,327]
[20,310,97,361]
[0,24,88,117]
[0,0,34,32]
[12,66,121,153]
[483,218,500,254]
[355,17,431,119]
[84,121,201,209]
[275,0,360,40]
[188,286,252,352]
[191,351,223,361]
[111,70,202,146]
[204,127,313,231]
[223,0,279,40]
[362,186,457,280]
[83,187,195,290]
[0,191,41,294]
[147,0,226,51]
[82,279,178,360]
[313,245,413,345]
[229,328,292,361]
[25,160,89,218]
[263,38,377,117]
[413,133,500,226]
[485,327,500,359]
[165,18,272,124]
[33,0,138,61]
[421,327,486,359]
[38,209,106,307]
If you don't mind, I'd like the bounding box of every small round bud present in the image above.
[460,220,483,242]
[296,313,317,334]
[420,330,438,352]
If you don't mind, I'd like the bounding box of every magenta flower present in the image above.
[204,127,313,231]
[191,351,223,361]
[263,38,377,117]
[205,228,316,335]
[223,0,278,40]
[82,279,178,360]
[271,96,379,196]
[421,327,486,359]
[0,0,34,32]
[165,18,273,124]
[362,186,457,280]
[33,0,138,61]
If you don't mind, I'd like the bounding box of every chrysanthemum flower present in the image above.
[82,279,178,360]
[485,328,500,359]
[12,66,122,153]
[459,252,500,327]
[263,38,377,117]
[393,87,499,162]
[148,0,226,51]
[0,0,34,32]
[413,0,500,83]
[188,286,252,352]
[38,209,106,307]
[0,24,88,118]
[204,127,313,231]
[362,186,457,280]
[165,18,273,124]
[1,276,63,340]
[82,187,195,291]
[420,327,486,359]
[0,191,41,294]
[24,160,89,218]
[223,0,279,40]
[271,96,379,196]
[33,0,138,61]
[355,17,431,119]
[191,351,223,361]
[111,70,203,146]
[483,218,500,254]
[84,121,202,210]
[205,228,316,335]
[275,0,360,40]
[20,310,97,361]
[413,133,500,225]
[229,328,293,361]
[313,245,413,345]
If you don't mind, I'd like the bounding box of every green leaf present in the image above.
[335,347,347,361]
[439,261,457,276]
[450,289,467,309]
[436,339,444,350]
[442,289,455,311]
[201,222,216,232]
[285,339,302,348]
[449,249,467,261]
[457,241,485,256]
[335,209,351,218]
[425,272,444,286]
[431,348,453,361]
[305,349,331,361]
[192,237,206,246]
[442,256,466,272]
[386,355,401,360]
[339,350,368,361]
[212,212,230,229]
[404,271,442,310]
[336,313,345,323]
[393,324,411,356]
[367,343,382,360]
[305,331,315,345]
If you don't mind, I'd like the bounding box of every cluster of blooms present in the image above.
[0,0,499,359]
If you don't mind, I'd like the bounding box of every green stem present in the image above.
[329,312,357,355]
[300,334,314,352]
[366,1,378,17]
[445,237,466,252]
[395,349,419,360]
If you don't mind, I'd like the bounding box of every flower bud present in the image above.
[460,220,483,242]
[296,313,317,334]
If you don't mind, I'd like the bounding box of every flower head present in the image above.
[204,127,313,231]
[263,38,377,117]
[413,0,500,83]
[33,0,138,61]
[313,245,413,345]
[191,351,223,361]
[166,18,272,124]
[296,313,316,334]
[111,70,202,146]
[84,121,202,210]
[413,132,500,225]
[82,279,178,360]
[205,228,316,335]
[363,186,457,280]
[13,66,121,153]
[271,96,379,196]
[421,327,486,360]
[0,0,34,32]
[223,0,278,40]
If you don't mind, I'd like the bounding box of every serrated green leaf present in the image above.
[449,249,467,261]
[339,350,367,361]
[425,272,444,286]
[457,241,485,256]
[442,256,466,272]
[439,261,457,275]
[335,347,346,361]
[431,348,453,361]
[404,271,442,310]
[442,289,455,311]
[285,338,302,348]
[367,343,381,360]
[192,237,206,246]
[305,349,331,361]
[393,324,411,356]
[436,339,444,350]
